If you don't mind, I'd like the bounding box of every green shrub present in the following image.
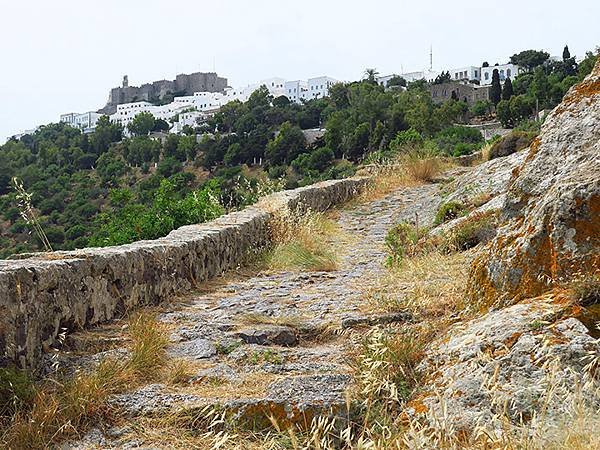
[434,201,467,226]
[434,126,484,156]
[389,129,423,153]
[385,222,428,267]
[444,211,498,251]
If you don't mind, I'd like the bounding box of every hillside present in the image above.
[0,82,482,259]
[0,58,598,448]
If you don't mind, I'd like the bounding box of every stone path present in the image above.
[62,181,445,447]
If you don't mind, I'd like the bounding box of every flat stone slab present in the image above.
[167,338,217,359]
[235,325,298,346]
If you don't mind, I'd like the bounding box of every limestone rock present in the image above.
[443,149,527,206]
[466,60,600,307]
[110,384,202,417]
[167,338,217,360]
[415,298,600,431]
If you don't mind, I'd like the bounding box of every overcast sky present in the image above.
[1,0,598,142]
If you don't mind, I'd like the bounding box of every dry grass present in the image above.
[480,141,493,162]
[355,163,418,203]
[363,250,472,319]
[1,311,169,449]
[264,208,341,272]
[355,149,451,204]
[402,152,443,182]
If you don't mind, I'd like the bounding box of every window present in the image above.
[484,72,489,80]
[507,68,511,77]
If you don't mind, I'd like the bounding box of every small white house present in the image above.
[400,69,439,83]
[480,64,522,85]
[60,111,102,132]
[306,76,337,100]
[284,80,308,103]
[448,66,481,82]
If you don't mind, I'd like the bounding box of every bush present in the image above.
[434,201,467,226]
[444,211,498,251]
[403,149,442,182]
[470,100,492,117]
[389,129,423,153]
[489,130,537,159]
[434,126,483,156]
[385,222,428,266]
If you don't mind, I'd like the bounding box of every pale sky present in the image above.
[1,0,598,142]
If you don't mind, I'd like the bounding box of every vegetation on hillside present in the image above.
[1,46,596,258]
[495,46,598,127]
[0,79,485,258]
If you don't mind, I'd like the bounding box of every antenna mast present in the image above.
[429,45,433,71]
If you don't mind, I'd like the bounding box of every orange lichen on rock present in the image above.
[465,59,600,311]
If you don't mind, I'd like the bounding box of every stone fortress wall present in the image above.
[99,72,228,114]
[0,177,369,369]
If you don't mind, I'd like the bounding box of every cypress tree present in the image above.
[562,45,571,61]
[490,69,502,105]
[502,77,514,100]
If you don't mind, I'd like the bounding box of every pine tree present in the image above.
[490,69,502,105]
[502,77,514,100]
[562,45,571,61]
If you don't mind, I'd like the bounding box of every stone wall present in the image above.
[99,72,228,114]
[0,177,368,369]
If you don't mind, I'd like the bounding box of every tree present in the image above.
[578,50,599,80]
[482,61,489,68]
[433,71,452,84]
[386,75,407,88]
[272,95,291,107]
[265,122,306,165]
[364,68,379,84]
[470,100,492,117]
[128,112,155,136]
[153,118,170,132]
[89,115,122,155]
[560,45,578,76]
[490,69,502,105]
[502,77,514,100]
[510,50,550,71]
[496,95,534,128]
[531,67,550,108]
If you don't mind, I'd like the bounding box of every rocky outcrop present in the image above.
[0,177,368,369]
[467,61,600,308]
[442,149,527,207]
[415,295,600,432]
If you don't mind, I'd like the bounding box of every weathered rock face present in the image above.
[0,177,368,369]
[415,295,600,432]
[467,61,600,308]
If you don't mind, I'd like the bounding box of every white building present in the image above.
[284,80,308,103]
[480,63,522,85]
[60,111,102,133]
[171,110,207,133]
[400,69,439,83]
[107,74,339,135]
[109,101,192,134]
[306,76,337,101]
[448,66,481,82]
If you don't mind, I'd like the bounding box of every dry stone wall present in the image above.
[0,177,368,369]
